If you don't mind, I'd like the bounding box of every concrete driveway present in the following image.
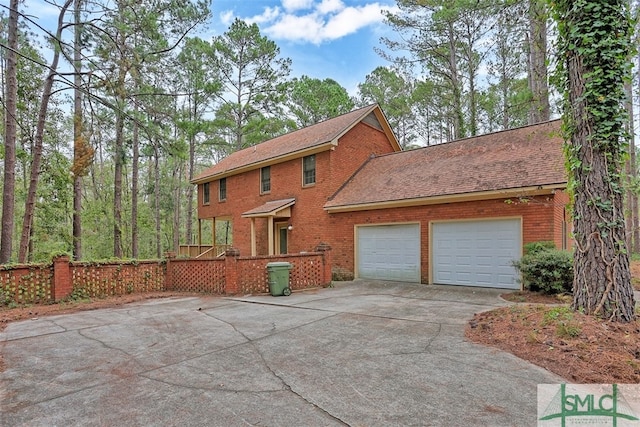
[1,281,561,426]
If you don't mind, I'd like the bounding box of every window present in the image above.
[203,182,210,204]
[261,166,271,194]
[303,154,316,186]
[219,178,227,201]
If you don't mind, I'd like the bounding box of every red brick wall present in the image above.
[553,190,571,249]
[197,121,397,257]
[328,195,563,283]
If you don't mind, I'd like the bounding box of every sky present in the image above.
[207,0,400,94]
[8,0,400,95]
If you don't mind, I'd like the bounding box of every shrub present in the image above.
[523,241,557,255]
[514,248,573,294]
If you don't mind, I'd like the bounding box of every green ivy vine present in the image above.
[550,0,633,226]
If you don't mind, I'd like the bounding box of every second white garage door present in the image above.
[432,219,521,289]
[357,224,420,282]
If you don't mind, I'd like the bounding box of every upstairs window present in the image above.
[261,166,271,194]
[203,182,210,205]
[303,154,316,186]
[219,178,227,201]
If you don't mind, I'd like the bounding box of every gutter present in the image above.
[323,183,567,213]
[191,141,337,185]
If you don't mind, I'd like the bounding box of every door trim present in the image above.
[429,217,523,287]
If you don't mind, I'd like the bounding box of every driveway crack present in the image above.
[203,310,349,426]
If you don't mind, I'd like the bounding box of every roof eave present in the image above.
[323,183,567,213]
[330,105,401,153]
[191,141,337,185]
[241,202,295,218]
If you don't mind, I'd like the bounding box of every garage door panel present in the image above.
[432,219,521,289]
[476,255,492,267]
[357,224,420,283]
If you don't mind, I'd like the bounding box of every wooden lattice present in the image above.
[71,261,165,298]
[237,253,325,295]
[167,259,225,294]
[0,264,53,306]
[0,251,328,306]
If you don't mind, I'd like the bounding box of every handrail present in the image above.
[196,246,215,259]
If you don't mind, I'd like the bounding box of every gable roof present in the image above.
[324,120,566,212]
[241,198,296,218]
[192,104,400,184]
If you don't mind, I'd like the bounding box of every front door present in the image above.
[275,222,288,254]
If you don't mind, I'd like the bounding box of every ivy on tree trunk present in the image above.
[551,0,636,322]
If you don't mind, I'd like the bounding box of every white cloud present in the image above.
[322,3,389,39]
[223,1,398,45]
[264,2,398,45]
[282,0,314,12]
[220,10,235,26]
[245,6,282,25]
[266,14,325,42]
[317,0,344,14]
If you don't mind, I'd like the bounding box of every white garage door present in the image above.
[357,224,420,282]
[432,219,521,289]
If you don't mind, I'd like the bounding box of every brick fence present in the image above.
[0,244,332,306]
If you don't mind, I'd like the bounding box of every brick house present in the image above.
[192,105,568,289]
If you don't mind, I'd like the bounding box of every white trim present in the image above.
[325,184,565,213]
[429,217,523,289]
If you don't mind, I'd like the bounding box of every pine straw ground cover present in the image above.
[466,305,640,383]
[466,261,640,383]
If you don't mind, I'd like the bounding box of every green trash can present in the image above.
[266,262,292,296]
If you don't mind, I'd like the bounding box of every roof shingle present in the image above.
[193,104,381,183]
[241,198,296,217]
[325,120,565,209]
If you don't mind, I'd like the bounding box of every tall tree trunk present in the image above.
[624,80,638,254]
[634,51,640,254]
[468,66,477,136]
[17,0,69,261]
[173,165,181,253]
[154,141,161,258]
[528,0,550,124]
[18,1,72,262]
[114,108,124,258]
[559,0,636,322]
[1,0,19,263]
[448,22,464,139]
[185,104,195,246]
[131,101,139,258]
[72,0,83,261]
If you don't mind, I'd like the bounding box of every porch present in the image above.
[179,216,233,259]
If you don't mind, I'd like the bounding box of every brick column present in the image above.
[315,243,332,286]
[53,255,72,301]
[164,251,176,291]
[224,248,240,295]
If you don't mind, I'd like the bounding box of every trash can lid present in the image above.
[266,261,292,268]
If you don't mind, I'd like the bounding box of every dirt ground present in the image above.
[0,292,196,332]
[2,266,640,382]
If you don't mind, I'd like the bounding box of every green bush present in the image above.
[514,247,574,294]
[523,241,557,255]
